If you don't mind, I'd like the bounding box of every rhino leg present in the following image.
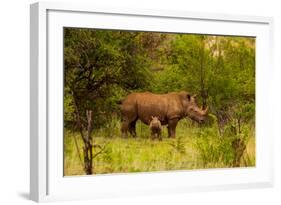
[121,120,130,138]
[167,119,178,138]
[129,119,137,137]
[158,132,162,141]
[121,118,138,138]
[151,132,157,140]
[120,102,138,138]
[167,126,171,138]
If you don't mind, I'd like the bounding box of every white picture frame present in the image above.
[30,1,274,202]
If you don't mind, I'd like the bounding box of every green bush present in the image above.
[193,127,234,167]
[192,123,254,168]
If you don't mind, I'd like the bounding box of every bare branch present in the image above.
[92,142,109,159]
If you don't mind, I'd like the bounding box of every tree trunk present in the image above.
[232,138,246,167]
[83,110,93,175]
[72,93,94,175]
[83,142,93,175]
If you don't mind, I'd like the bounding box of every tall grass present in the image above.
[64,116,255,176]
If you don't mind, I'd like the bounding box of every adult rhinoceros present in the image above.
[120,91,208,138]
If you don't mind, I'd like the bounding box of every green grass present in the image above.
[64,118,255,176]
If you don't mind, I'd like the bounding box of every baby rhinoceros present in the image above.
[149,116,162,141]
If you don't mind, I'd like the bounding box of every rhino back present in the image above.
[138,92,184,124]
[135,92,169,124]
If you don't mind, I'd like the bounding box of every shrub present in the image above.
[193,121,254,168]
[193,127,235,168]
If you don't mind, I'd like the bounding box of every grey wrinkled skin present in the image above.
[120,91,208,138]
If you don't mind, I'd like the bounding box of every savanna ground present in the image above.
[64,117,255,176]
[63,28,255,175]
